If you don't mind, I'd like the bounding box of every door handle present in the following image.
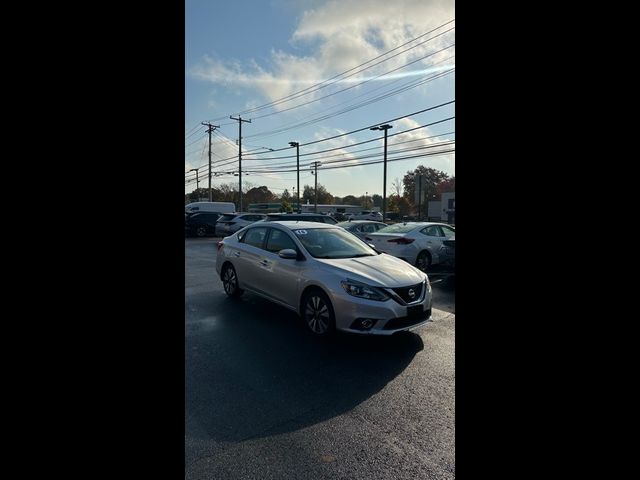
[259,259,269,266]
[233,251,241,257]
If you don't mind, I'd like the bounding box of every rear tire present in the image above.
[222,264,243,298]
[416,250,432,272]
[301,290,336,336]
[196,226,207,237]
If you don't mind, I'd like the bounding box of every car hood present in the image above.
[316,253,425,287]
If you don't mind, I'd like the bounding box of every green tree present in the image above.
[388,195,412,217]
[302,184,334,205]
[402,166,450,203]
[280,199,292,213]
[435,177,455,198]
[341,195,359,205]
[371,194,382,208]
[245,186,276,205]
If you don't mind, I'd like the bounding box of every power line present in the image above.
[248,43,454,124]
[192,113,455,172]
[204,116,454,172]
[244,68,454,140]
[244,139,455,173]
[203,19,455,122]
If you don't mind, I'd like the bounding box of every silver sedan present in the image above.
[366,222,455,272]
[215,221,433,336]
[336,220,388,241]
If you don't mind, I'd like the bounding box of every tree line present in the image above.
[186,166,454,216]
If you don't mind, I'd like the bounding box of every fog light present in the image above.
[353,318,378,330]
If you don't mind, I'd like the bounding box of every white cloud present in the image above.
[189,0,454,107]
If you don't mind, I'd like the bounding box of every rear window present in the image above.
[377,224,419,234]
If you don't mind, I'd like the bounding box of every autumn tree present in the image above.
[340,195,359,205]
[387,195,412,216]
[402,166,450,203]
[244,185,276,204]
[302,184,334,205]
[435,177,455,198]
[391,178,403,197]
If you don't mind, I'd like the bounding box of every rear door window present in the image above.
[422,225,444,237]
[240,227,268,248]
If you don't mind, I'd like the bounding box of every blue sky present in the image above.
[185,0,455,199]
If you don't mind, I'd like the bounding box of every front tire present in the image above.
[196,226,207,237]
[222,264,243,297]
[301,290,335,336]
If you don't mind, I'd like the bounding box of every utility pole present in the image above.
[370,124,393,222]
[417,174,422,220]
[310,161,322,213]
[230,115,251,211]
[289,141,300,212]
[201,122,219,201]
[190,168,200,195]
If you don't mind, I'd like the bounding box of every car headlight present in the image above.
[425,278,432,294]
[340,279,389,301]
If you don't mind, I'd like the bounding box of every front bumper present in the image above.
[329,285,433,335]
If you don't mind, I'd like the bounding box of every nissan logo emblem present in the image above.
[408,289,415,299]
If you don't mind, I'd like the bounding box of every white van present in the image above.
[185,201,236,215]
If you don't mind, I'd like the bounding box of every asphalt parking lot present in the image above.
[185,237,455,479]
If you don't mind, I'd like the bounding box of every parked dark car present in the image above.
[261,213,338,224]
[185,212,221,237]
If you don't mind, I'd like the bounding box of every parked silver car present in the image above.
[366,222,455,272]
[346,210,383,221]
[214,213,267,237]
[215,221,432,336]
[336,220,388,241]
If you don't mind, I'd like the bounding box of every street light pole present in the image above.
[370,124,393,222]
[230,115,251,211]
[289,141,300,212]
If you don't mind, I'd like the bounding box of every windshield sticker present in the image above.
[295,230,308,235]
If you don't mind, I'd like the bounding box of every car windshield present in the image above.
[292,227,378,259]
[377,223,420,234]
[218,214,237,222]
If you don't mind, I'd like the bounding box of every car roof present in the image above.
[267,212,322,216]
[265,221,336,230]
[381,222,451,229]
[339,220,384,224]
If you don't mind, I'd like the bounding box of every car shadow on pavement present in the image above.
[185,291,424,445]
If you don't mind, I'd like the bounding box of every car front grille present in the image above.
[391,282,424,304]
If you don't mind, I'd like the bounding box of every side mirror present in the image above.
[278,249,298,259]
